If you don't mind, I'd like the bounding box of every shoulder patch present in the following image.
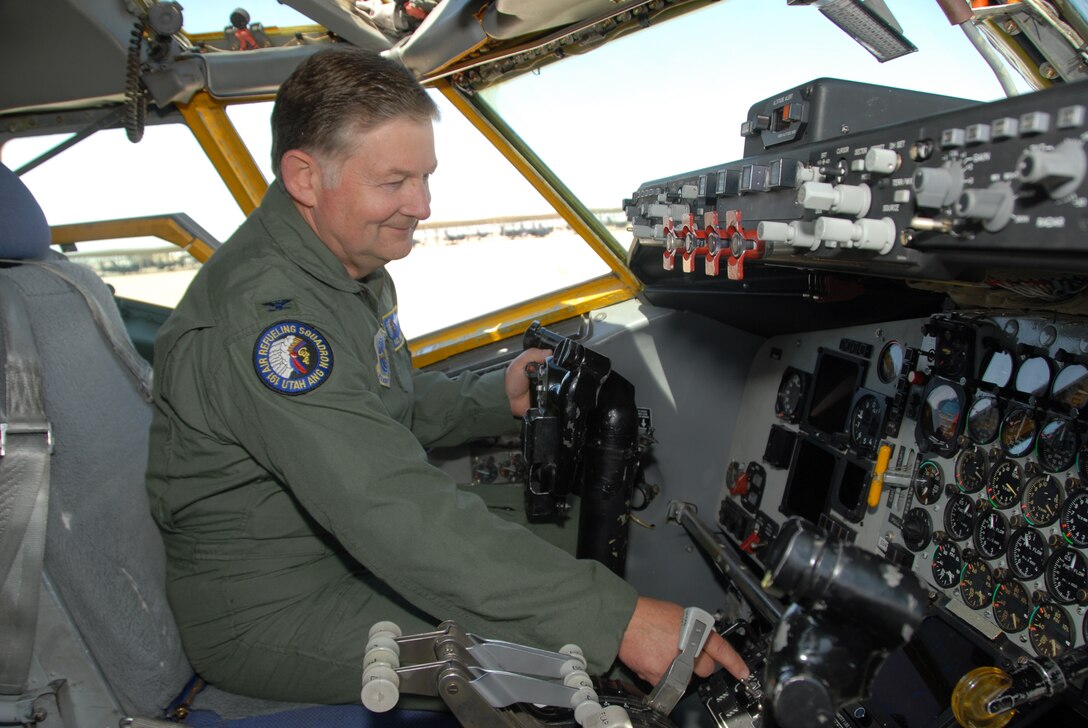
[253,320,333,395]
[381,306,406,351]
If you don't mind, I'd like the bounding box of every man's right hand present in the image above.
[617,596,750,687]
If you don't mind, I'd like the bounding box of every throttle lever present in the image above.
[646,606,715,715]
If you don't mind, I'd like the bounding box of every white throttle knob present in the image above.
[360,663,400,712]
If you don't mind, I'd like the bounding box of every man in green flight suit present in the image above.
[146,48,748,705]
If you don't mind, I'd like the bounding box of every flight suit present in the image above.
[145,181,638,703]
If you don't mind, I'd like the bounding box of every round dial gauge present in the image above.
[981,348,1014,388]
[993,580,1031,633]
[849,393,884,454]
[955,447,988,494]
[1007,526,1048,580]
[918,383,964,453]
[1021,475,1064,528]
[987,460,1023,510]
[1052,363,1088,410]
[902,507,933,552]
[877,341,905,384]
[959,558,996,610]
[1000,409,1037,458]
[931,541,963,589]
[775,368,809,423]
[966,394,1001,445]
[1037,418,1080,474]
[974,509,1009,560]
[1045,548,1088,605]
[913,460,944,505]
[1016,356,1053,397]
[1029,603,1075,658]
[1060,490,1088,548]
[944,493,977,541]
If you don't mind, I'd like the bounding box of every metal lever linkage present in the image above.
[362,620,634,728]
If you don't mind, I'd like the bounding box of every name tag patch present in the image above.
[253,320,333,395]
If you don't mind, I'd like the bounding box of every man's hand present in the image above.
[505,347,551,417]
[618,596,750,686]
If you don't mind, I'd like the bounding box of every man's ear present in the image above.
[280,150,322,207]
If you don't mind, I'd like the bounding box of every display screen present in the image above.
[835,458,869,519]
[803,350,866,438]
[865,615,993,727]
[783,437,836,523]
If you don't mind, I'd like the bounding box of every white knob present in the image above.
[581,704,634,728]
[797,181,871,217]
[1017,139,1087,199]
[360,663,400,713]
[368,621,402,640]
[814,217,895,254]
[757,220,819,251]
[797,182,836,211]
[563,669,593,690]
[864,148,900,175]
[814,217,855,244]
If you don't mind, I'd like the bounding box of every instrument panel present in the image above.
[719,311,1088,661]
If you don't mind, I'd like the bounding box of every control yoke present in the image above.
[521,321,641,575]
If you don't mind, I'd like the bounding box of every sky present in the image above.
[2,0,1031,248]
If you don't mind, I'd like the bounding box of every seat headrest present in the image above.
[0,163,52,261]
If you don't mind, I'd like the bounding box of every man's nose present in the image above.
[403,179,431,220]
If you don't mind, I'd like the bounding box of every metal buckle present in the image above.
[0,420,55,458]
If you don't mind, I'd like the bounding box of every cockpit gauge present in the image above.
[965,394,1001,445]
[931,540,963,589]
[1052,363,1088,410]
[955,446,988,494]
[980,348,1015,389]
[1007,526,1048,580]
[1044,548,1088,605]
[917,381,965,455]
[1000,408,1037,458]
[944,493,977,541]
[1029,602,1075,658]
[974,509,1009,560]
[902,507,933,552]
[775,367,810,424]
[960,558,996,610]
[1060,490,1088,547]
[987,460,1023,510]
[877,341,905,384]
[1036,418,1080,473]
[848,392,886,456]
[992,580,1031,633]
[1015,355,1054,398]
[1021,474,1064,528]
[913,460,944,505]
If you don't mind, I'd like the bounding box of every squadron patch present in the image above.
[253,321,333,395]
[374,330,391,388]
[381,307,405,351]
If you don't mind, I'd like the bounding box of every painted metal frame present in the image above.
[47,74,641,366]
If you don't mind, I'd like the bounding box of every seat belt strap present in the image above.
[0,258,152,402]
[0,284,52,694]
